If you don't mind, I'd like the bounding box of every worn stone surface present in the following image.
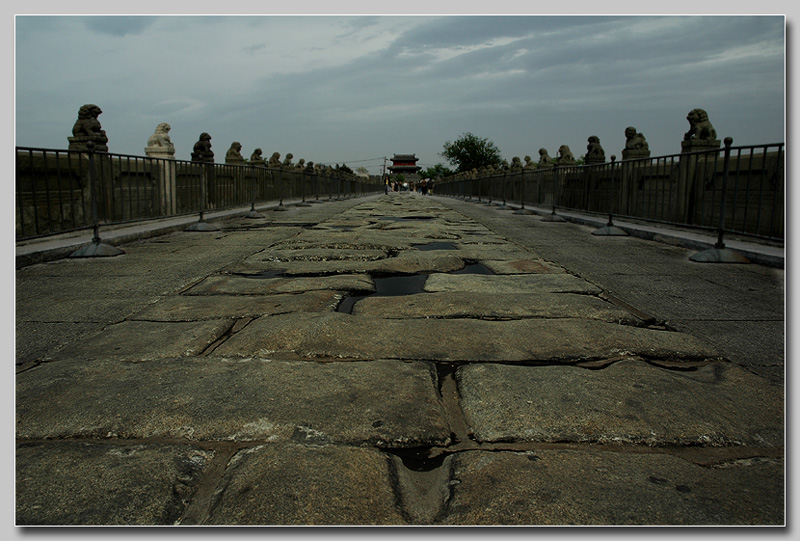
[16,357,450,446]
[130,290,341,321]
[388,454,454,524]
[443,449,783,525]
[480,258,567,274]
[240,248,467,275]
[183,273,375,295]
[16,441,213,525]
[48,319,233,361]
[15,193,784,526]
[215,312,716,362]
[15,320,102,367]
[424,272,602,294]
[458,360,783,446]
[206,444,404,525]
[444,196,785,385]
[352,291,640,323]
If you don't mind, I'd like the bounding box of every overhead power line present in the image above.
[318,156,387,165]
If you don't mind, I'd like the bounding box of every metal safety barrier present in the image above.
[16,145,382,243]
[437,139,784,244]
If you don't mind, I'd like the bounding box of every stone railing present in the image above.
[15,145,381,241]
[435,139,784,242]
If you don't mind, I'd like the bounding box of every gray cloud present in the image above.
[82,16,159,37]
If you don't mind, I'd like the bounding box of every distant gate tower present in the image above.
[388,154,422,177]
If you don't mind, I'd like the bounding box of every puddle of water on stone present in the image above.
[337,274,428,314]
[413,242,458,251]
[336,263,495,313]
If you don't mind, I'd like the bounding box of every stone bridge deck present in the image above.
[15,193,784,525]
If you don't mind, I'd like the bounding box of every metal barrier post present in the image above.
[311,171,324,203]
[246,165,265,218]
[541,164,566,222]
[70,143,125,257]
[514,171,534,214]
[690,138,750,263]
[497,172,510,210]
[483,175,493,205]
[186,161,220,231]
[593,155,628,236]
[296,170,311,207]
[274,168,288,211]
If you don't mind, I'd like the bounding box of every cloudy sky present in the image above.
[13,8,788,175]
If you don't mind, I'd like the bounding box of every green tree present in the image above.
[418,163,453,179]
[440,132,502,173]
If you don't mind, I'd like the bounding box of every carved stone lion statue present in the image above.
[268,152,281,167]
[523,155,537,169]
[250,148,265,165]
[191,132,214,163]
[585,136,605,160]
[282,153,294,168]
[226,142,244,163]
[147,123,174,151]
[510,157,523,170]
[557,145,576,165]
[538,148,554,168]
[624,126,649,150]
[295,158,306,170]
[69,104,109,151]
[684,108,717,141]
[72,104,107,138]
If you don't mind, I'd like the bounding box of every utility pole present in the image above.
[382,157,388,193]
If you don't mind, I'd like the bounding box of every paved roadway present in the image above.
[15,192,784,526]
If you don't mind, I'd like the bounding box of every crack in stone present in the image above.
[200,318,255,356]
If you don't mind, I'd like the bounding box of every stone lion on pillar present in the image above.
[72,104,107,138]
[684,108,717,141]
[624,127,649,151]
[538,148,554,168]
[226,142,245,164]
[250,148,265,165]
[147,123,175,151]
[556,145,576,165]
[191,132,214,163]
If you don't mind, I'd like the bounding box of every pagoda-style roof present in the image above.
[388,153,421,173]
[391,153,418,162]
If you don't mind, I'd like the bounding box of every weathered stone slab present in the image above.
[263,230,407,252]
[131,291,341,321]
[442,449,783,525]
[16,441,213,525]
[352,292,640,324]
[16,321,103,367]
[48,319,232,361]
[240,249,466,276]
[254,247,389,262]
[458,361,782,446]
[184,273,374,295]
[16,357,450,446]
[451,248,548,263]
[215,313,716,363]
[373,250,465,274]
[424,273,602,294]
[481,259,567,274]
[206,444,404,525]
